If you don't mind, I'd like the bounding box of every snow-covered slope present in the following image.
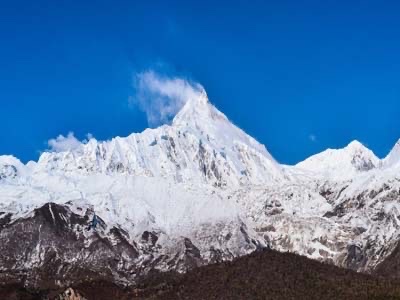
[383,139,400,168]
[1,90,400,290]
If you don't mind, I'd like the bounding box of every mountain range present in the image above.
[1,90,400,295]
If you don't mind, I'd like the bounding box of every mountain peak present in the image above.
[296,140,379,178]
[190,89,209,105]
[172,91,228,127]
[344,140,375,155]
[345,140,365,150]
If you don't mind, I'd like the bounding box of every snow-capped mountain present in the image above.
[36,92,284,187]
[296,140,380,179]
[1,90,400,291]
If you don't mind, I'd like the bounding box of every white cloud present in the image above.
[48,132,84,152]
[309,134,317,142]
[130,70,204,127]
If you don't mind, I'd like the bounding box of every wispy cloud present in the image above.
[309,134,317,142]
[48,132,93,152]
[130,70,204,127]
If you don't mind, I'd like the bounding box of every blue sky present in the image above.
[1,0,399,164]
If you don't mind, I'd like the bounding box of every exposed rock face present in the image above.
[0,201,260,291]
[0,164,18,180]
[0,203,135,289]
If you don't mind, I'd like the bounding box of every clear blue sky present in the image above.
[1,0,400,164]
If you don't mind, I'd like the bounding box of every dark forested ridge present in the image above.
[2,248,400,300]
[137,249,400,300]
